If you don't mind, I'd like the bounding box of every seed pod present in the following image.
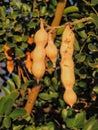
[61,67,75,88]
[63,88,77,107]
[45,31,58,68]
[34,19,48,47]
[62,25,75,44]
[31,46,45,62]
[6,60,14,73]
[60,25,75,58]
[31,60,45,83]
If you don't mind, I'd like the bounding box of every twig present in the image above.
[45,17,92,30]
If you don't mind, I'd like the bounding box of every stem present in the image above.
[24,85,41,116]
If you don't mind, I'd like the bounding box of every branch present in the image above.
[24,85,41,116]
[51,0,67,39]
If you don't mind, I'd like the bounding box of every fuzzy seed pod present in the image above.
[31,60,45,83]
[45,31,58,68]
[63,88,77,107]
[34,19,48,47]
[31,46,45,62]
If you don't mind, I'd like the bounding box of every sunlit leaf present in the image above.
[7,79,16,91]
[75,54,86,62]
[15,47,25,57]
[3,117,11,129]
[2,86,11,95]
[74,38,80,51]
[90,13,98,29]
[83,115,96,130]
[9,91,19,101]
[4,98,14,115]
[64,6,79,14]
[74,111,86,128]
[88,43,98,52]
[12,74,21,89]
[0,97,7,116]
[0,45,4,52]
[9,108,26,120]
[93,85,98,94]
[74,22,87,39]
[57,27,65,35]
[62,109,68,121]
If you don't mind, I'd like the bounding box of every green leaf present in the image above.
[13,125,24,130]
[14,24,22,32]
[3,116,11,129]
[83,115,96,130]
[13,35,23,42]
[7,79,16,91]
[74,111,86,128]
[31,11,39,17]
[1,86,11,95]
[9,91,19,101]
[88,43,98,52]
[0,30,6,36]
[39,93,52,101]
[57,27,65,35]
[74,38,80,51]
[74,22,87,39]
[23,35,28,42]
[28,21,39,29]
[0,96,7,115]
[91,0,98,5]
[0,53,5,61]
[93,85,98,94]
[12,74,21,89]
[92,122,98,130]
[21,80,33,89]
[44,76,51,86]
[90,13,98,29]
[9,108,26,120]
[62,109,68,121]
[15,47,25,57]
[88,62,98,68]
[66,118,75,128]
[75,54,86,62]
[64,6,79,14]
[78,81,87,88]
[4,98,14,115]
[0,6,6,18]
[0,44,4,52]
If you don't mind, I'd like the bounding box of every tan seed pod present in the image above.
[63,88,77,107]
[62,25,75,44]
[45,31,58,68]
[34,19,48,47]
[31,60,45,83]
[31,46,45,62]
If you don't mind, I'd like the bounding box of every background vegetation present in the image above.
[0,0,98,129]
